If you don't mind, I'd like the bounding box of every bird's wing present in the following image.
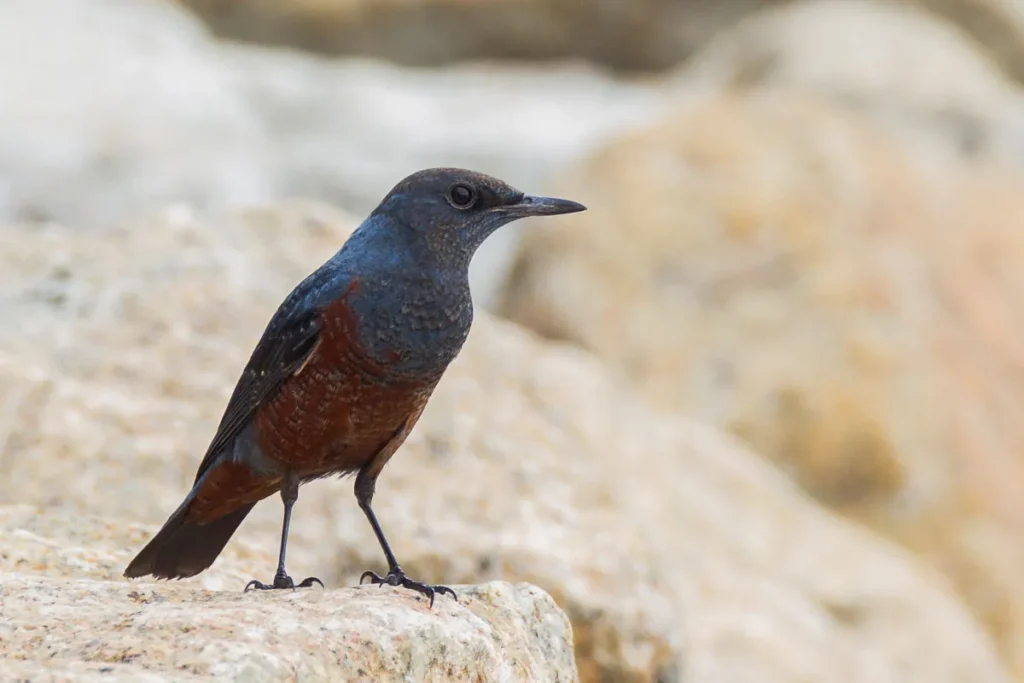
[192,274,337,484]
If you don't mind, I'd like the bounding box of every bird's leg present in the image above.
[244,471,323,592]
[354,467,456,608]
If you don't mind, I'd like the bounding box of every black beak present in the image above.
[509,194,587,217]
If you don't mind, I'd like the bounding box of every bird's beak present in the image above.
[508,194,587,217]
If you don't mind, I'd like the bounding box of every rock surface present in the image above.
[0,0,667,308]
[0,203,1012,682]
[0,505,578,683]
[500,90,1024,676]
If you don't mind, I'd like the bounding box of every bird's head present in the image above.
[369,167,586,264]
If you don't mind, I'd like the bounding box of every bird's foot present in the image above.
[359,566,456,608]
[244,571,324,592]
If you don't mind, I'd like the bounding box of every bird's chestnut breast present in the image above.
[253,282,440,474]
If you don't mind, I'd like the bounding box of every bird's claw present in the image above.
[244,573,324,592]
[359,567,456,608]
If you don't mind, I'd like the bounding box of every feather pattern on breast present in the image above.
[253,278,441,478]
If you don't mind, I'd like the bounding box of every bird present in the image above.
[123,167,586,606]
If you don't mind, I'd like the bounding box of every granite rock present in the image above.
[0,504,578,683]
[0,202,1012,682]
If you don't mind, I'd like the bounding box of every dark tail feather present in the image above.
[124,498,256,580]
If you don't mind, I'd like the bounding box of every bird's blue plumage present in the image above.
[123,167,586,592]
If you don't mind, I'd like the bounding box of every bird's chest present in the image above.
[254,295,449,473]
[255,274,470,472]
[347,275,473,376]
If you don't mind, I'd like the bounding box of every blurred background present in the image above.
[3,0,1024,681]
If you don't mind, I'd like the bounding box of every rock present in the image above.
[674,0,1024,167]
[500,90,1024,677]
[914,0,1024,84]
[177,0,775,71]
[0,0,667,308]
[0,507,578,683]
[0,202,1012,682]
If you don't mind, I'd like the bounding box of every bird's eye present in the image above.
[446,183,477,210]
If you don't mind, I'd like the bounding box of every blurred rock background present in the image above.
[3,0,1024,681]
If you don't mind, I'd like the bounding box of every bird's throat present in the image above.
[347,271,473,379]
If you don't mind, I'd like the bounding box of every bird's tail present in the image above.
[123,491,256,581]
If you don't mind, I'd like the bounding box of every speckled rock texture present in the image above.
[0,504,577,682]
[0,202,1012,682]
[500,89,1024,677]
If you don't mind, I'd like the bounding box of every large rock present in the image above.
[500,90,1024,676]
[674,0,1024,168]
[0,0,666,308]
[0,506,578,683]
[0,203,1011,682]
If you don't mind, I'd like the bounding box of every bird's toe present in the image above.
[434,584,458,602]
[359,570,386,586]
[358,566,456,607]
[297,576,324,589]
[244,579,273,592]
[244,572,316,592]
[398,577,457,608]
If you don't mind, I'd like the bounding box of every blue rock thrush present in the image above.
[123,168,586,605]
